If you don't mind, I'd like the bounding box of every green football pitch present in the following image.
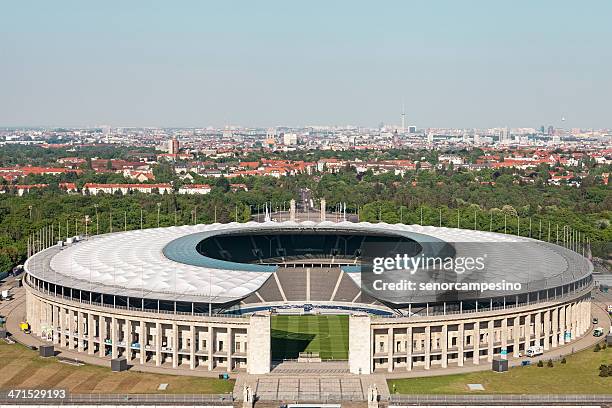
[271,314,349,360]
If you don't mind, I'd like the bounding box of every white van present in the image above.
[526,345,544,357]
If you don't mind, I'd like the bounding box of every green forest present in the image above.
[0,168,610,273]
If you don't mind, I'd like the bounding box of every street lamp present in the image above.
[157,203,161,227]
[84,215,90,237]
[94,204,99,235]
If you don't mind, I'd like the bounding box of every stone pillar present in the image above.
[77,312,84,352]
[111,317,118,359]
[441,325,448,368]
[424,325,431,369]
[578,301,584,336]
[501,318,508,360]
[190,325,196,370]
[320,199,326,222]
[51,304,57,344]
[155,322,162,366]
[570,303,577,340]
[525,314,532,346]
[172,323,179,368]
[126,319,133,361]
[227,326,233,372]
[551,308,558,348]
[248,313,272,374]
[513,316,520,357]
[534,312,542,347]
[99,315,106,357]
[579,300,585,335]
[58,307,65,347]
[48,302,53,339]
[543,310,551,351]
[387,327,394,372]
[558,306,566,346]
[208,328,214,370]
[581,299,589,336]
[87,313,94,355]
[140,320,146,365]
[68,310,74,350]
[472,323,479,365]
[487,320,494,362]
[406,326,413,371]
[289,199,296,222]
[585,299,592,335]
[457,323,464,367]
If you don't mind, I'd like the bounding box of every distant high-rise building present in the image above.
[168,137,179,154]
[283,133,298,146]
[547,125,555,136]
[408,125,417,134]
[427,132,434,143]
[500,127,510,144]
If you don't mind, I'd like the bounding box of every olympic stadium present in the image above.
[23,215,594,375]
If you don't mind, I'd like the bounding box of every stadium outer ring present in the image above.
[23,221,594,375]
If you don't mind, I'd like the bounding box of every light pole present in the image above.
[94,204,99,235]
[157,203,161,227]
[28,205,32,220]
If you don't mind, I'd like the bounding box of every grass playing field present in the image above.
[271,314,349,360]
[0,342,234,394]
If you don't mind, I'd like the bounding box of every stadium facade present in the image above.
[24,219,593,375]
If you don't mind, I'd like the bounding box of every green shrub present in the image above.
[537,360,544,367]
[594,344,601,352]
[561,357,567,364]
[547,359,554,367]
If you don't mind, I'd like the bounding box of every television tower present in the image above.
[401,103,405,132]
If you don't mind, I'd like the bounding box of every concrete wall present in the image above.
[349,313,372,374]
[247,313,271,374]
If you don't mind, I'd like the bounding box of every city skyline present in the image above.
[1,1,611,128]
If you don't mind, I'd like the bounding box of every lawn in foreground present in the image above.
[271,314,349,360]
[0,342,234,394]
[388,345,612,394]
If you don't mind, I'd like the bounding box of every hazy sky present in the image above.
[1,1,611,128]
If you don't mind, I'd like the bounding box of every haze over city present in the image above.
[2,0,612,128]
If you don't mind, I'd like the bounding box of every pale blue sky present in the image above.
[1,1,610,128]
